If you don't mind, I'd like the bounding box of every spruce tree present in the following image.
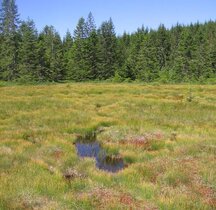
[156,24,171,71]
[84,13,100,80]
[37,26,63,81]
[67,17,88,81]
[85,12,96,38]
[17,19,39,81]
[122,28,146,80]
[97,18,117,79]
[63,30,73,53]
[0,0,19,80]
[136,33,159,81]
[63,30,73,80]
[206,21,216,78]
[115,32,131,80]
[172,28,192,82]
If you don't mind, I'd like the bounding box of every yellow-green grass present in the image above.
[0,83,216,209]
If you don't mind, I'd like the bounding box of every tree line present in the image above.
[0,0,216,83]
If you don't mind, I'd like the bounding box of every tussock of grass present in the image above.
[0,83,216,209]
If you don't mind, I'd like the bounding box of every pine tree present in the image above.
[0,0,19,80]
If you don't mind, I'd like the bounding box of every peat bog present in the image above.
[1,83,216,209]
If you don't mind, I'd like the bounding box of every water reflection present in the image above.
[75,141,124,173]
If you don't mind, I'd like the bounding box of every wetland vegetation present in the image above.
[0,83,216,209]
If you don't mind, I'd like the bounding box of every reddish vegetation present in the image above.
[120,132,164,147]
[177,157,216,208]
[119,194,134,206]
[119,193,157,209]
[197,186,216,207]
[78,188,157,209]
[53,149,64,159]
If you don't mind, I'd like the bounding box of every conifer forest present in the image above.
[0,0,215,83]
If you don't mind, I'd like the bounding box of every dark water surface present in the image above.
[76,141,124,173]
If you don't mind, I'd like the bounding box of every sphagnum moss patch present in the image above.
[0,83,216,209]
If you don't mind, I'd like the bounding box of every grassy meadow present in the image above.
[0,83,216,209]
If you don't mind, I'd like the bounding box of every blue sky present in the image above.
[15,0,216,37]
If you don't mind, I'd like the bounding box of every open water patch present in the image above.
[75,138,124,173]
